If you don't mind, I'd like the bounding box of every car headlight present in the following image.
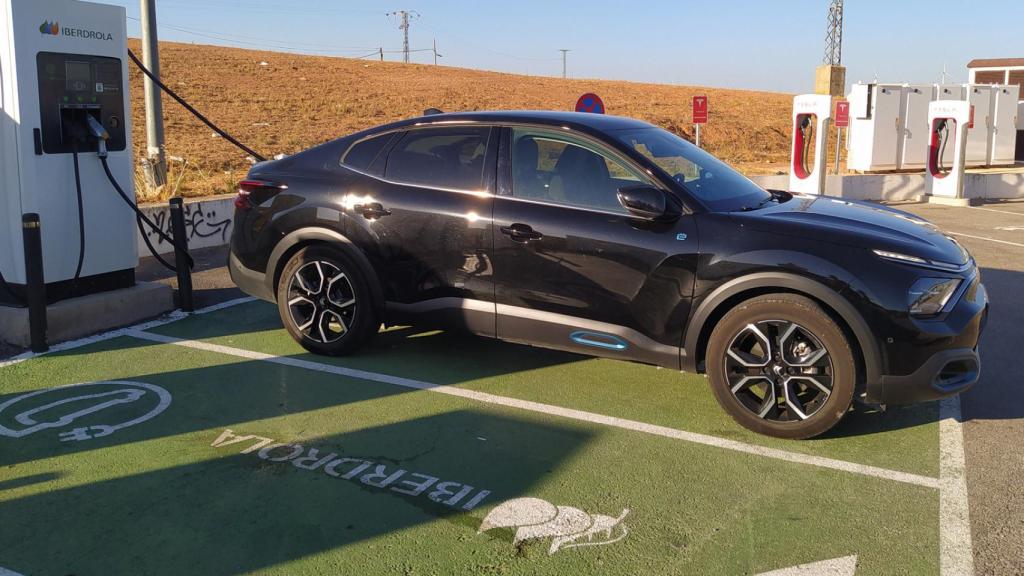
[908,277,961,317]
[873,249,967,272]
[874,249,927,265]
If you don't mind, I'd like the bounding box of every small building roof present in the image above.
[967,58,1024,69]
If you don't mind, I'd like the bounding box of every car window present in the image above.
[384,127,490,190]
[613,127,771,212]
[511,128,647,213]
[341,133,394,174]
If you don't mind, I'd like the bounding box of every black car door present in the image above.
[491,126,698,368]
[346,125,497,336]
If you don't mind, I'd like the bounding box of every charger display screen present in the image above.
[65,61,92,92]
[37,52,126,154]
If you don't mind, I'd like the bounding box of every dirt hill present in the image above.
[126,40,794,199]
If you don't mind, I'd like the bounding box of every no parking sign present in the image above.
[575,93,605,114]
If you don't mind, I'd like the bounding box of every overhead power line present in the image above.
[125,16,384,55]
[126,13,568,70]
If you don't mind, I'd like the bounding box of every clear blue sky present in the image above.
[101,0,1021,93]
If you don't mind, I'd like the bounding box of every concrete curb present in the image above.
[0,281,174,348]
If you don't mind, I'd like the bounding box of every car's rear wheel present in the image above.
[276,245,377,356]
[706,294,855,439]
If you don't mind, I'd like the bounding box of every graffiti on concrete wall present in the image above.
[137,197,235,255]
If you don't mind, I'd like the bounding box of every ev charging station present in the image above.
[1,0,137,302]
[789,94,832,195]
[925,100,971,202]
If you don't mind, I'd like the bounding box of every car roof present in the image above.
[372,110,657,134]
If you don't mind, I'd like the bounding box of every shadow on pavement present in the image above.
[0,409,594,575]
[961,267,1022,422]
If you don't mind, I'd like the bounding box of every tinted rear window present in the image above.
[384,127,490,190]
[342,133,393,173]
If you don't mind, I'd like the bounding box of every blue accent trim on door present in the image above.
[569,330,629,351]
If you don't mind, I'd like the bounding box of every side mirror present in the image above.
[617,185,666,219]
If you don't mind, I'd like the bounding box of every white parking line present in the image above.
[947,232,1024,249]
[0,297,257,370]
[939,396,974,576]
[967,206,1024,218]
[127,328,941,490]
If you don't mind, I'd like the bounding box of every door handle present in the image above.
[500,223,543,243]
[356,202,391,220]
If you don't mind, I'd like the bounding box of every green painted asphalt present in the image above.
[150,300,940,478]
[0,305,942,575]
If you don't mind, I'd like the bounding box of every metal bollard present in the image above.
[168,198,194,312]
[22,213,48,353]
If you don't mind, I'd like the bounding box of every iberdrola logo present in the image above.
[39,21,59,35]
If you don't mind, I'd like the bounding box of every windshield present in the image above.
[612,127,772,212]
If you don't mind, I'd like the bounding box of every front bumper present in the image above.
[866,279,988,405]
[874,347,981,404]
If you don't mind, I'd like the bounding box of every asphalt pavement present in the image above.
[895,199,1024,575]
[1,200,1022,574]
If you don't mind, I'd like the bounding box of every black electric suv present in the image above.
[229,111,987,439]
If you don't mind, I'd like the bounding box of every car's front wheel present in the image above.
[706,294,856,439]
[276,245,377,356]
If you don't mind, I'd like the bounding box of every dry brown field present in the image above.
[127,40,795,200]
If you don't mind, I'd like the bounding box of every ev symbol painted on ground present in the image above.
[0,381,171,442]
[479,497,630,555]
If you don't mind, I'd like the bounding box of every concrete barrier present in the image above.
[750,170,1024,202]
[137,195,235,255]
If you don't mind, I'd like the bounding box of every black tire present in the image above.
[276,245,377,356]
[706,293,855,439]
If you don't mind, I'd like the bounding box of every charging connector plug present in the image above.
[86,115,109,158]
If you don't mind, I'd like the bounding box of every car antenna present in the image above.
[423,108,443,116]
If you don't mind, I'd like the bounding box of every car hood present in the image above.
[737,194,969,266]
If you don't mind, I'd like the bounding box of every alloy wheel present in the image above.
[724,320,833,422]
[286,260,357,344]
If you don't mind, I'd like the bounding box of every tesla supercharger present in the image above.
[925,100,970,201]
[789,94,832,195]
[0,0,136,302]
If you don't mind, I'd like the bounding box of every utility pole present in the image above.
[814,0,845,97]
[940,63,956,84]
[387,10,419,64]
[379,47,383,62]
[823,0,844,67]
[140,0,167,188]
[559,49,569,79]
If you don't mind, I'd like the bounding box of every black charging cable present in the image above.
[937,120,949,174]
[800,116,813,174]
[81,114,192,272]
[0,126,89,306]
[71,141,86,282]
[126,48,267,162]
[98,154,192,272]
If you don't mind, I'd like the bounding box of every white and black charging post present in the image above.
[925,100,972,206]
[1,0,178,347]
[788,94,833,195]
[1,0,137,297]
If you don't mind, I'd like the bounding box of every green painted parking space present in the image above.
[0,327,939,575]
[149,300,940,478]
